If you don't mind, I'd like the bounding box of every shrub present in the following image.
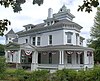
[54,69,77,81]
[28,70,49,81]
[14,69,26,81]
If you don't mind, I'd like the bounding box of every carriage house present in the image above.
[5,5,94,72]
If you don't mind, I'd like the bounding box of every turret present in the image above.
[5,29,17,44]
[53,5,75,21]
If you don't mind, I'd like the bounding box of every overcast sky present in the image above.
[0,0,98,46]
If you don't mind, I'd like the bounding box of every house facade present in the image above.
[5,5,94,72]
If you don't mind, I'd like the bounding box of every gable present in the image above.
[5,42,20,50]
[20,43,36,51]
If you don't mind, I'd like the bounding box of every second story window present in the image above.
[49,35,52,45]
[37,37,41,45]
[76,33,79,45]
[66,32,73,44]
[33,37,35,45]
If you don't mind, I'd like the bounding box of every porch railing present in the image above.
[36,63,93,70]
[37,64,58,69]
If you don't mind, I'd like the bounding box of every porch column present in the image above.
[59,51,62,64]
[59,50,64,64]
[62,51,64,64]
[31,51,38,71]
[18,50,21,63]
[84,50,89,69]
[58,50,64,70]
[5,50,8,62]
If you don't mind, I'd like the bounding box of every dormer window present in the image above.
[9,38,11,40]
[51,21,53,24]
[47,22,50,26]
[60,9,62,12]
[25,27,28,31]
[26,39,28,43]
[54,20,59,23]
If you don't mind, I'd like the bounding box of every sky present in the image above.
[0,0,98,46]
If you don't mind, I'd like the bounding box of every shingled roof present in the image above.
[17,19,83,36]
[5,29,15,36]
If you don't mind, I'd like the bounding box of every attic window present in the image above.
[9,38,11,40]
[51,21,53,24]
[47,22,50,26]
[54,20,59,23]
[31,26,34,29]
[25,27,28,31]
[60,9,62,11]
[26,39,28,43]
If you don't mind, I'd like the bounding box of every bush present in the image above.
[28,70,49,81]
[54,69,77,81]
[14,69,26,81]
[2,66,100,81]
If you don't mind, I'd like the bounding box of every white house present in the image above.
[5,5,94,72]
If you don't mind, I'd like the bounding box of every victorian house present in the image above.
[5,5,94,72]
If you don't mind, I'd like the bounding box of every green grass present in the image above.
[6,68,16,73]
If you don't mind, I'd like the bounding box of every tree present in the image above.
[88,7,100,63]
[78,0,99,13]
[0,44,5,56]
[0,0,99,36]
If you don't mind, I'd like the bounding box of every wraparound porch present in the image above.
[31,50,93,71]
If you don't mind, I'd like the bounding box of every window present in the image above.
[38,53,41,64]
[33,37,35,45]
[51,21,53,25]
[66,32,73,43]
[25,27,28,31]
[12,54,13,62]
[9,38,11,40]
[49,35,52,45]
[76,34,78,45]
[47,22,50,26]
[49,53,52,64]
[76,54,79,64]
[80,54,84,64]
[67,54,72,64]
[37,37,41,45]
[67,34,71,43]
[26,39,28,43]
[87,51,92,64]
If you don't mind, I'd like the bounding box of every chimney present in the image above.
[48,8,53,18]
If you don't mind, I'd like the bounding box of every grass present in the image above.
[6,68,16,73]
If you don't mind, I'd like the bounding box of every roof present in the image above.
[5,42,94,51]
[5,29,15,36]
[17,19,83,36]
[23,24,35,27]
[37,44,94,51]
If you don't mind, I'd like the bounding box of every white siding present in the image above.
[18,29,81,46]
[40,30,64,46]
[18,36,30,44]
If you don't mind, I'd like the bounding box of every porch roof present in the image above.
[5,42,37,51]
[37,45,94,51]
[5,42,94,51]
